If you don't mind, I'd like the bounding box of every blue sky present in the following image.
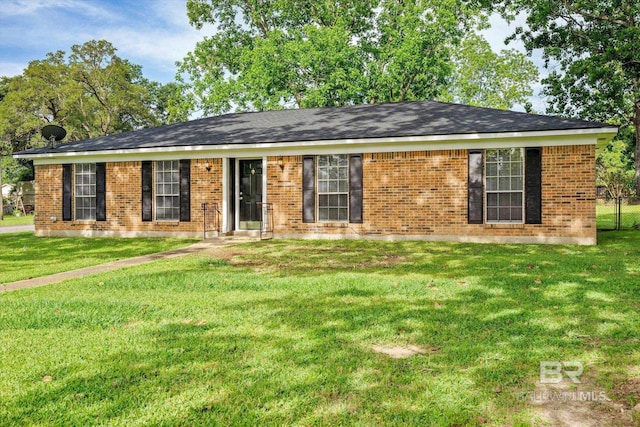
[0,0,544,111]
[0,0,216,84]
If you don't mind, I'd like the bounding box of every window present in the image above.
[317,154,349,221]
[74,163,96,220]
[302,154,362,224]
[485,148,524,223]
[154,160,180,220]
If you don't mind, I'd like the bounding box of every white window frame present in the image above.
[484,148,525,224]
[317,154,349,222]
[74,163,96,221]
[154,160,180,221]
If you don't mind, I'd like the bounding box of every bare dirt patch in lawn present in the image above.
[211,243,408,272]
[371,344,439,359]
[529,373,638,427]
[203,246,248,263]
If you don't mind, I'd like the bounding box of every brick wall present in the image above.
[34,145,596,243]
[34,159,222,237]
[266,145,596,243]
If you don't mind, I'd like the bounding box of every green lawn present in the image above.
[0,213,34,226]
[596,203,640,229]
[0,234,196,283]
[0,233,638,426]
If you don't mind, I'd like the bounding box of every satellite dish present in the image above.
[41,125,67,147]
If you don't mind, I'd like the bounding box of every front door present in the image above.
[239,159,262,230]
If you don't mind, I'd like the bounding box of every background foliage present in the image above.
[178,0,538,115]
[486,0,640,196]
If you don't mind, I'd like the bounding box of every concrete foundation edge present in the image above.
[35,229,596,245]
[35,229,205,239]
[273,233,596,245]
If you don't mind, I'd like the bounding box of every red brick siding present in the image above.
[34,145,596,242]
[266,145,596,241]
[35,159,222,235]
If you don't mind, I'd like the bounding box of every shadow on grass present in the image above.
[1,233,639,425]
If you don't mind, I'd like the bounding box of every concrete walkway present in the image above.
[1,239,238,293]
[0,224,34,234]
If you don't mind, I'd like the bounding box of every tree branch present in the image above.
[563,1,633,28]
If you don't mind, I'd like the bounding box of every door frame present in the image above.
[226,156,267,232]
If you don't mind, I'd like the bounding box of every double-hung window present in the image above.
[485,148,524,223]
[317,154,349,221]
[141,159,190,222]
[154,160,180,221]
[468,147,541,225]
[74,163,96,220]
[302,153,362,224]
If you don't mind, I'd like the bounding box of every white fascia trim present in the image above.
[23,127,618,165]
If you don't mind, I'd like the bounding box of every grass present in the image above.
[596,203,640,229]
[0,232,638,426]
[0,234,196,283]
[0,213,34,226]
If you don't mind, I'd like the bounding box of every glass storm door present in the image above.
[239,159,262,230]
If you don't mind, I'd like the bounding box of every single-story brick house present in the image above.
[15,101,617,244]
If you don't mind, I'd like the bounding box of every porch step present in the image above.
[202,230,267,242]
[226,230,261,238]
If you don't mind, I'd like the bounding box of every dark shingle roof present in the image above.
[18,101,612,155]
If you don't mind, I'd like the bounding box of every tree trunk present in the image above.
[635,101,640,198]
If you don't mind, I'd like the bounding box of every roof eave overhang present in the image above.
[15,127,619,165]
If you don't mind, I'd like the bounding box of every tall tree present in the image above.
[0,40,184,148]
[439,33,539,111]
[487,0,640,195]
[178,0,484,115]
[66,40,156,138]
[0,40,186,220]
[142,81,193,124]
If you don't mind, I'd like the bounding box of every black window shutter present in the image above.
[96,163,106,221]
[468,150,484,224]
[302,156,315,223]
[525,147,542,224]
[62,164,72,221]
[141,161,153,222]
[179,159,191,222]
[349,154,363,223]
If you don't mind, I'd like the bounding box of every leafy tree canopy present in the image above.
[178,0,537,115]
[0,40,188,210]
[485,0,640,194]
[440,33,539,111]
[598,139,635,198]
[0,40,184,153]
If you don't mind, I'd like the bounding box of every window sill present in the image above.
[317,221,349,228]
[486,222,525,229]
[154,220,180,226]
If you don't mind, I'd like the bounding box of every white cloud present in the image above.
[1,0,118,20]
[0,61,26,77]
[91,3,216,80]
[0,0,216,83]
[146,0,199,30]
[92,19,215,67]
[91,26,204,75]
[483,13,524,51]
